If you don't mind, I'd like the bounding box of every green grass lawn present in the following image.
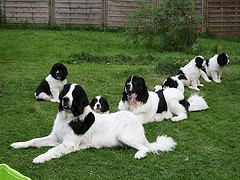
[0,29,240,179]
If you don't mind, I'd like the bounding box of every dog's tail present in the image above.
[149,135,177,153]
[187,94,209,112]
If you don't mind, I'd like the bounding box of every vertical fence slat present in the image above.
[102,0,107,26]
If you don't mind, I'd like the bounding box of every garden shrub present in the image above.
[126,0,202,52]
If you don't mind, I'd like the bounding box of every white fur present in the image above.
[187,94,209,111]
[34,74,67,103]
[11,84,176,163]
[179,56,205,91]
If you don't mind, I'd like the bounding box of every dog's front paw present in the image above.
[50,99,60,103]
[189,86,200,91]
[11,142,28,149]
[214,80,221,83]
[171,116,183,122]
[33,154,48,164]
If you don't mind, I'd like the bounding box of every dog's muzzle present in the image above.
[62,97,70,110]
[56,71,61,80]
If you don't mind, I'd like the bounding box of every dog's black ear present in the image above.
[89,97,96,110]
[58,84,71,111]
[195,57,204,68]
[140,77,148,92]
[217,53,228,66]
[101,97,109,112]
[136,76,149,103]
[50,63,58,78]
[69,112,95,135]
[61,64,68,80]
[122,90,128,102]
[71,85,89,117]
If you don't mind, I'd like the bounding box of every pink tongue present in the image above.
[129,93,137,105]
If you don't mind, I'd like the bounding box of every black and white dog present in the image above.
[11,83,177,163]
[200,53,230,83]
[34,63,68,102]
[158,76,185,94]
[177,56,207,91]
[118,76,209,123]
[90,95,109,114]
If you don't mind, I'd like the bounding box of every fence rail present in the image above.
[0,0,239,36]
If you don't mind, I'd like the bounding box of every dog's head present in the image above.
[59,83,89,117]
[217,53,230,66]
[194,56,205,69]
[122,76,149,104]
[50,63,68,80]
[163,77,178,89]
[90,95,109,114]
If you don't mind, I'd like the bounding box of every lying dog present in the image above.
[200,53,230,83]
[34,63,68,102]
[119,76,209,123]
[11,83,177,163]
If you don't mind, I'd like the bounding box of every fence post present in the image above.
[201,0,208,33]
[49,0,55,24]
[102,0,107,27]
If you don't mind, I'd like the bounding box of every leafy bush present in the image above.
[126,0,202,51]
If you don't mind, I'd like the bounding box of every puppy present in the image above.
[34,63,68,102]
[200,53,230,83]
[162,76,185,94]
[90,95,109,114]
[119,76,209,123]
[11,83,177,163]
[177,56,206,91]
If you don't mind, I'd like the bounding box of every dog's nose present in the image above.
[96,104,100,108]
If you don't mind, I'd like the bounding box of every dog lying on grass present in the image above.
[11,83,176,163]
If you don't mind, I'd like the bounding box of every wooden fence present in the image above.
[0,0,239,36]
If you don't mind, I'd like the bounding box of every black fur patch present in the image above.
[195,56,204,69]
[164,77,178,88]
[89,98,97,109]
[69,112,95,135]
[99,97,109,112]
[178,74,188,80]
[35,79,52,98]
[217,53,228,66]
[179,99,190,112]
[155,90,167,113]
[177,70,188,80]
[205,58,209,67]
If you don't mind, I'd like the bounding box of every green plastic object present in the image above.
[0,164,31,180]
